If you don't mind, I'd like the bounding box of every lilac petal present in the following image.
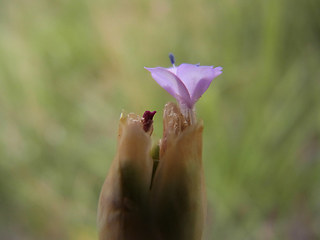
[144,67,192,107]
[167,66,177,75]
[176,64,223,103]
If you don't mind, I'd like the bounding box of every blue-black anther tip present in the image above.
[169,53,175,65]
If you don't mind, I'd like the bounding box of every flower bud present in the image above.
[151,102,206,240]
[98,104,206,240]
[98,112,154,240]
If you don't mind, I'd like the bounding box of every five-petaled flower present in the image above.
[145,54,223,110]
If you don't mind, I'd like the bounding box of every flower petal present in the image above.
[144,67,192,107]
[176,64,223,103]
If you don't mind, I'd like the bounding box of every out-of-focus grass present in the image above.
[0,0,320,239]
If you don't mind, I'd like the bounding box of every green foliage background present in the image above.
[1,0,320,239]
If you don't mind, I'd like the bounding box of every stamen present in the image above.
[169,53,175,65]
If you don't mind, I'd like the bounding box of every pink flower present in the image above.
[145,54,222,109]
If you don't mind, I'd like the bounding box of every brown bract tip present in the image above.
[142,111,156,132]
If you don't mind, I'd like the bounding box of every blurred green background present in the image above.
[1,0,320,239]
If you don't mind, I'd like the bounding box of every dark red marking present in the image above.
[142,111,156,132]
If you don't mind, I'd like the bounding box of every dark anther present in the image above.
[169,53,175,65]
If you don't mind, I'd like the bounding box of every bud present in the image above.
[151,102,206,240]
[97,112,154,240]
[98,104,206,240]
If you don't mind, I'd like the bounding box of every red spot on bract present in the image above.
[142,111,156,132]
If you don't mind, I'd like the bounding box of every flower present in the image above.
[98,54,219,239]
[145,54,222,109]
